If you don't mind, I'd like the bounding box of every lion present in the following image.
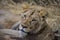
[11,9,54,40]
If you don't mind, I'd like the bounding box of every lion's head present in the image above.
[19,9,48,34]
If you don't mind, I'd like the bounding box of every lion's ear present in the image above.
[39,9,48,19]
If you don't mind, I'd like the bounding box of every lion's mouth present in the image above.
[21,25,28,28]
[19,24,30,33]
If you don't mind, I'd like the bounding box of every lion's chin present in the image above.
[19,30,27,38]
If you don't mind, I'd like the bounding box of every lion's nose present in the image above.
[22,25,27,28]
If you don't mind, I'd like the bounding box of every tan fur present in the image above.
[0,9,54,40]
[19,9,54,40]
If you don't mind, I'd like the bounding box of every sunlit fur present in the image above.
[19,9,48,33]
[11,9,54,40]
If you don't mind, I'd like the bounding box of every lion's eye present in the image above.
[23,15,26,19]
[24,15,26,17]
[42,16,45,18]
[30,19,38,25]
[32,19,36,21]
